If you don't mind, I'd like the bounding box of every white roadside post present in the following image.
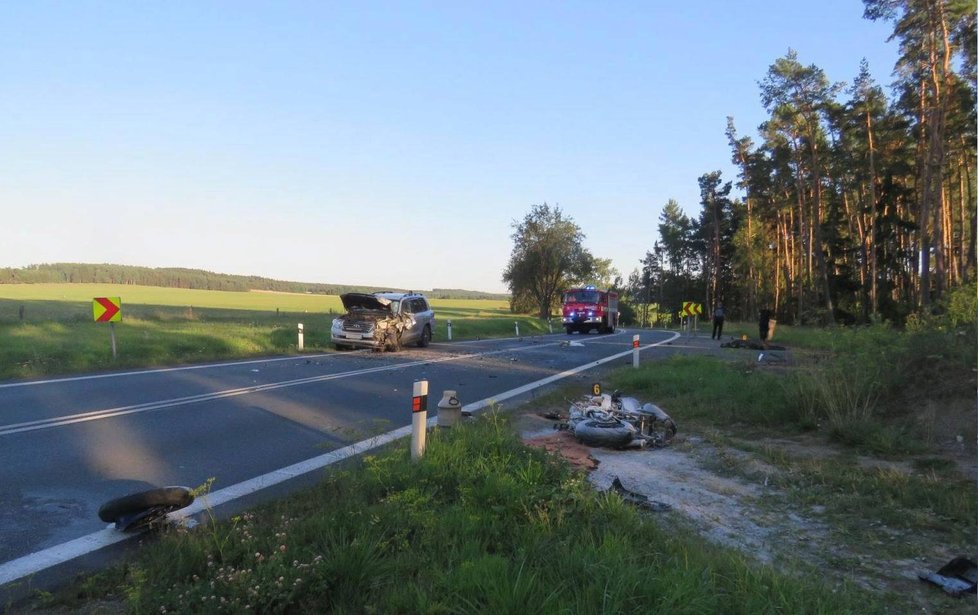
[548,319,553,334]
[447,320,453,341]
[632,334,640,368]
[411,380,429,461]
[297,323,304,350]
[515,321,520,337]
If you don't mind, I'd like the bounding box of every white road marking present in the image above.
[0,354,335,390]
[0,331,679,587]
[0,340,569,436]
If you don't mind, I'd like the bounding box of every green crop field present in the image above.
[0,284,546,381]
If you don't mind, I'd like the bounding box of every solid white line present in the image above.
[0,354,335,390]
[0,331,678,587]
[0,341,565,436]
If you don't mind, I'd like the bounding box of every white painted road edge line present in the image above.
[0,341,564,436]
[0,354,336,390]
[0,331,679,587]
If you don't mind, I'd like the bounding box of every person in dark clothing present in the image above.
[711,302,725,340]
[758,308,772,343]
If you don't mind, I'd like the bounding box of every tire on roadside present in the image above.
[98,486,195,523]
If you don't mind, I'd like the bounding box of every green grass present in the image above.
[0,284,539,380]
[78,413,877,614]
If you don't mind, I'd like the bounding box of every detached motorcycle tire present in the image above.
[98,486,194,523]
[574,418,634,448]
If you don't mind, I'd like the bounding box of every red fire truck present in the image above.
[561,285,619,334]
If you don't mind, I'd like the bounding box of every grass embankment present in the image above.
[45,412,877,614]
[0,284,552,381]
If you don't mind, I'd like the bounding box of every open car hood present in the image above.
[340,293,392,312]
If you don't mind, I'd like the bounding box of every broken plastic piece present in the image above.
[918,556,978,597]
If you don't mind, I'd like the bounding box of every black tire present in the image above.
[334,343,350,351]
[565,326,574,335]
[574,419,634,448]
[98,486,194,523]
[417,325,431,348]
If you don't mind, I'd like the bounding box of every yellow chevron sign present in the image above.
[682,302,703,317]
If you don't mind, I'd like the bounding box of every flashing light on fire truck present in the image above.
[561,286,619,335]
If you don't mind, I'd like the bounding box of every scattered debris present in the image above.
[607,476,671,512]
[918,556,978,597]
[721,339,786,351]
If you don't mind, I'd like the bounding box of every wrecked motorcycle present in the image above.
[561,390,678,449]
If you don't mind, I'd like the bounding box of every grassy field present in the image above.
[0,284,556,381]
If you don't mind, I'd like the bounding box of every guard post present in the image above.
[447,319,453,341]
[632,334,640,368]
[411,380,429,461]
[297,323,304,350]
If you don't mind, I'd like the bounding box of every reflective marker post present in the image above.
[632,334,640,368]
[411,380,428,461]
[297,323,304,351]
[447,320,453,341]
[515,321,520,337]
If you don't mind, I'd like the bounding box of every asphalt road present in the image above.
[0,328,693,582]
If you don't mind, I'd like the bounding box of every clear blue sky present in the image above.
[2,1,899,294]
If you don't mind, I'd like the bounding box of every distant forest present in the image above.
[0,263,508,301]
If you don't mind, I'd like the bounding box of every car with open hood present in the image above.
[330,292,435,351]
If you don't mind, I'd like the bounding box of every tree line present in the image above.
[631,1,975,325]
[505,1,975,327]
[0,263,508,301]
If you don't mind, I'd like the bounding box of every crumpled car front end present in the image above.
[331,293,415,351]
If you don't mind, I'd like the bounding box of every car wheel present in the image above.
[417,325,431,348]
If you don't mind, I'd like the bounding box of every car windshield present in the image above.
[564,290,600,304]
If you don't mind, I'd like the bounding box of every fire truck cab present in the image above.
[561,285,618,334]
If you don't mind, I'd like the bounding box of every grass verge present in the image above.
[34,412,877,614]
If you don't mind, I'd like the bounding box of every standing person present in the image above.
[711,302,725,340]
[758,308,772,344]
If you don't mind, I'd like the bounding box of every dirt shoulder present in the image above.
[516,406,976,615]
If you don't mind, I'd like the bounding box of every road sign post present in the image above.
[411,380,429,461]
[93,297,122,359]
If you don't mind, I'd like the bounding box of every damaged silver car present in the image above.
[331,292,435,351]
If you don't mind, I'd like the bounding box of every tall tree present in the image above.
[760,50,841,323]
[697,171,735,311]
[864,0,975,305]
[502,204,595,318]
